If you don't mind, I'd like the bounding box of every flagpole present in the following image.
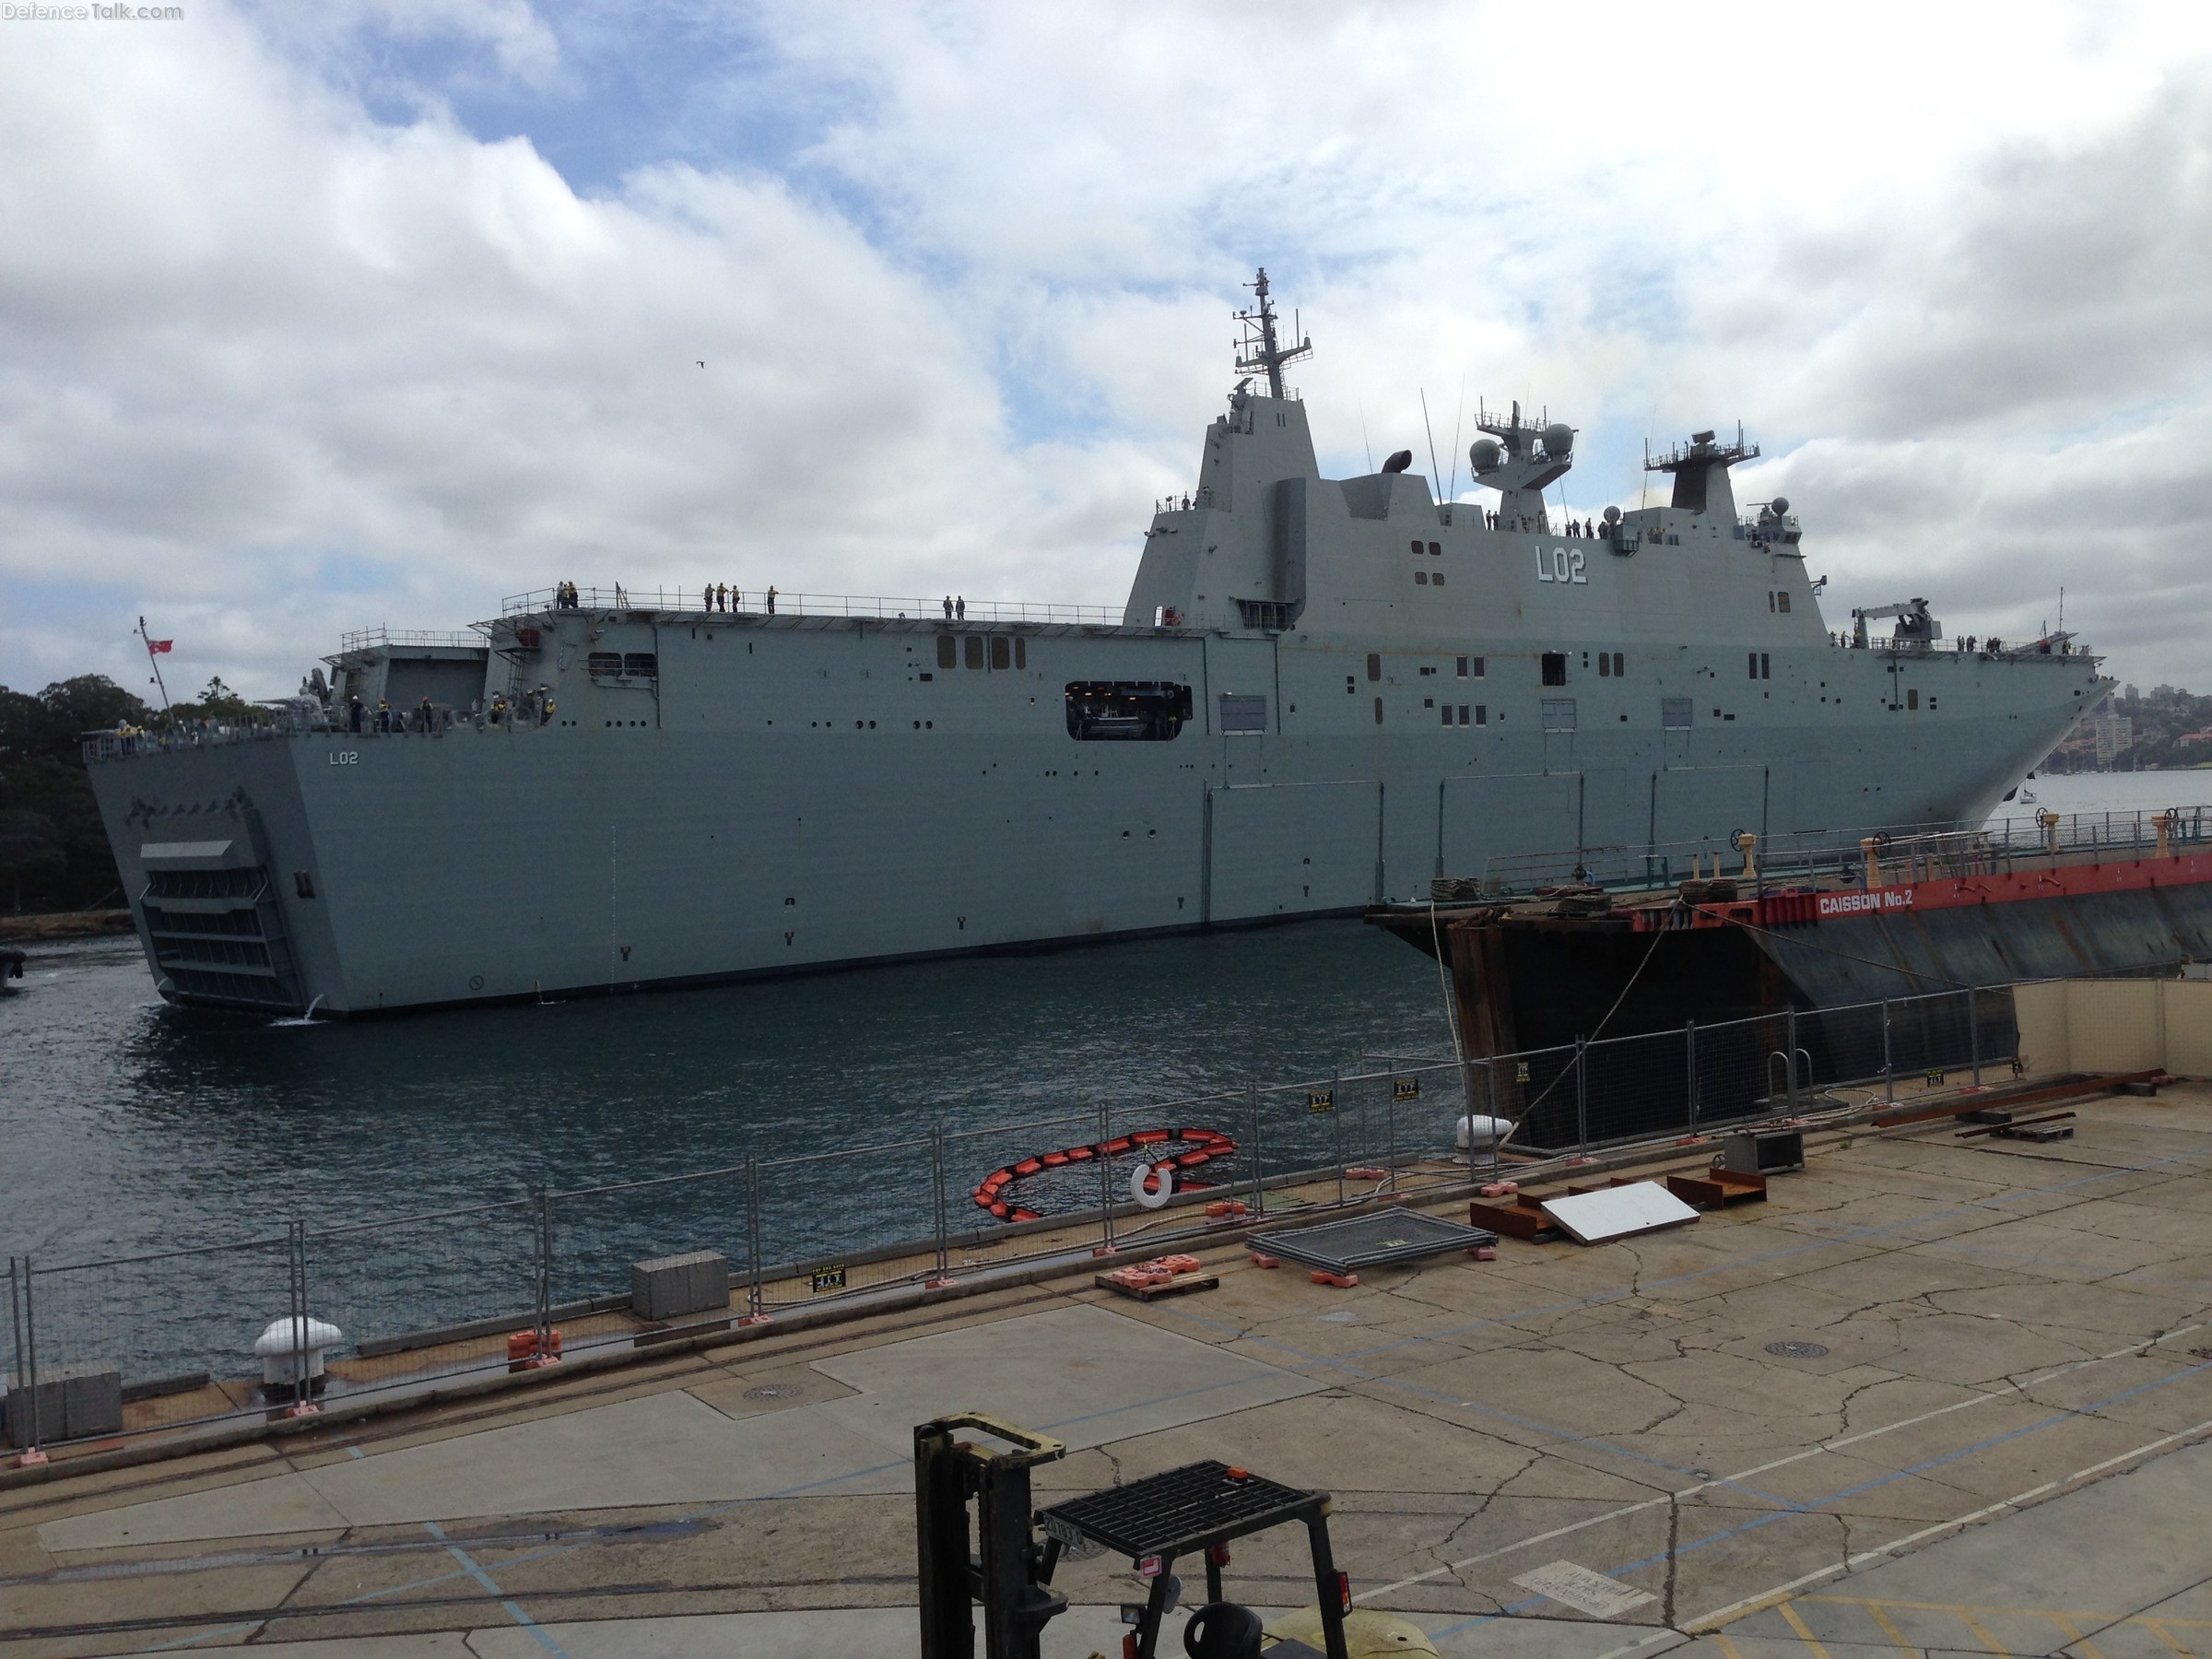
[138,617,171,711]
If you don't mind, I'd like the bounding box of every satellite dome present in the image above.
[1770,495,1790,515]
[1382,449,1414,475]
[1542,422,1574,455]
[1468,438,1502,471]
[1602,505,1620,524]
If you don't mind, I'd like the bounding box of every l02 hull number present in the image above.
[1536,547,1588,585]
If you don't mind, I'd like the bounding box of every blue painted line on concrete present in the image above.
[422,1520,574,1657]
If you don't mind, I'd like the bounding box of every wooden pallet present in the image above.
[1094,1269,1219,1302]
[1665,1169,1769,1209]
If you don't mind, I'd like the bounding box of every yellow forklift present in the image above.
[915,1413,1438,1659]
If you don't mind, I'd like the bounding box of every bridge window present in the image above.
[1367,653,1382,682]
[1065,681,1192,741]
[1907,688,1919,710]
[1541,653,1567,687]
[623,653,657,678]
[966,636,984,670]
[1599,654,1609,678]
[991,635,1010,671]
[587,653,622,677]
[937,634,957,669]
[1429,541,1441,556]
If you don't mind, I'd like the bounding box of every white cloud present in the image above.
[5,0,2212,701]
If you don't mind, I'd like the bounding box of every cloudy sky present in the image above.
[3,0,2210,701]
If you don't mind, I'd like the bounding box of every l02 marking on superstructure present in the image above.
[1817,887,1915,916]
[329,751,359,765]
[1535,547,1588,585]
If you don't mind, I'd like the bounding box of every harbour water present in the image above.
[5,771,2206,1385]
[0,919,1453,1272]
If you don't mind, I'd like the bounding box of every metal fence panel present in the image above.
[753,1135,941,1310]
[308,1198,539,1398]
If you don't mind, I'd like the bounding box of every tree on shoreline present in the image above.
[0,675,154,912]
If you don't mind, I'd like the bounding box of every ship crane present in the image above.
[1853,598,1941,647]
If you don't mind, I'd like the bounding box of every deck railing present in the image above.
[1466,806,2212,898]
[497,585,1125,627]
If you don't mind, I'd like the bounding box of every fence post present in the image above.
[1968,986,1982,1086]
[1685,1020,1699,1135]
[746,1156,764,1317]
[1575,1038,1589,1157]
[7,1257,40,1464]
[1386,1061,1399,1182]
[1333,1069,1346,1207]
[931,1126,949,1281]
[288,1219,314,1417]
[1785,1006,1799,1112]
[1246,1084,1264,1218]
[1096,1102,1116,1255]
[1881,998,1893,1102]
[535,1186,553,1354]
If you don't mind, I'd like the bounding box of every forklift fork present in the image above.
[915,1413,1070,1659]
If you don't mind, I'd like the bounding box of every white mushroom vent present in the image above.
[254,1316,344,1385]
[1456,1115,1512,1151]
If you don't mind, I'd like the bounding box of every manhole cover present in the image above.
[1764,1341,1830,1359]
[743,1383,805,1401]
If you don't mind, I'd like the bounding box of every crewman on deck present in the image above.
[418,696,434,733]
[766,585,777,615]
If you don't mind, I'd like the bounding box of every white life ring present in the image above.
[1131,1160,1175,1209]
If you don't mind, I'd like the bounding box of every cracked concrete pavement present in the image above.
[3,1085,2208,1656]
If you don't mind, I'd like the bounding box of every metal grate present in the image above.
[1038,1461,1314,1559]
[1255,1209,1497,1275]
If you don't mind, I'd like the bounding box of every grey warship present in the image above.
[84,271,2107,1016]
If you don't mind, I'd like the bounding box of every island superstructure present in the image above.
[84,271,2106,1016]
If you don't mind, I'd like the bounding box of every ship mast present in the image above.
[1233,267,1312,399]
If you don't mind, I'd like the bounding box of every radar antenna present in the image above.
[1233,267,1312,399]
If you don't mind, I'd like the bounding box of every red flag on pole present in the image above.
[147,640,173,653]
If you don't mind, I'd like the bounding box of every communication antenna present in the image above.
[1640,408,1657,512]
[1232,266,1312,399]
[1359,400,1374,473]
[1420,389,1442,501]
[1446,377,1465,503]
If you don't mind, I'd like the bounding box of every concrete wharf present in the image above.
[5,1078,2211,1657]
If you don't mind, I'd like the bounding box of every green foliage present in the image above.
[0,675,155,912]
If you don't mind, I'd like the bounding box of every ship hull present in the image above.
[88,617,2097,1016]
